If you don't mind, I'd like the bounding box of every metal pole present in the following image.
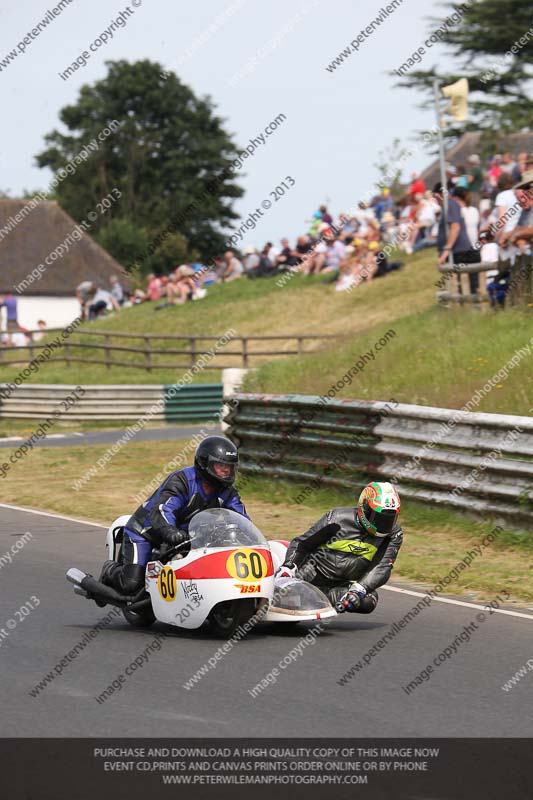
[433,78,453,270]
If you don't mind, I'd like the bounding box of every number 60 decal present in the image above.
[226,549,268,582]
[158,565,176,601]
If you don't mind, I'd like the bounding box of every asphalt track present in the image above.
[1,503,532,738]
[0,424,210,449]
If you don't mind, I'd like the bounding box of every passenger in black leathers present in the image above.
[278,482,402,613]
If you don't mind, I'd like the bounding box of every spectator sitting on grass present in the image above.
[76,281,96,321]
[221,250,244,281]
[167,265,196,303]
[110,275,125,306]
[242,246,260,276]
[276,237,299,270]
[320,204,333,226]
[32,320,48,342]
[146,273,163,301]
[88,285,120,320]
[264,241,279,264]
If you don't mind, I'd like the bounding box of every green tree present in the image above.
[96,218,150,269]
[36,59,244,272]
[396,0,533,141]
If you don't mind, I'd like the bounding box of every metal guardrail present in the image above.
[225,393,533,524]
[0,383,223,422]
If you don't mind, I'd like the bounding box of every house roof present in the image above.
[420,131,533,189]
[0,199,128,296]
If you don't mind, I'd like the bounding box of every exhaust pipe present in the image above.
[127,598,152,614]
[66,568,87,587]
[80,574,129,606]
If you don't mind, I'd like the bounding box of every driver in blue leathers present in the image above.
[100,436,248,595]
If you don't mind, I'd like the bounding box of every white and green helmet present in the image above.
[357,481,400,537]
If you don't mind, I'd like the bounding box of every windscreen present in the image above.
[188,508,268,550]
[271,578,333,613]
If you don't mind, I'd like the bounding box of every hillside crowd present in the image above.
[67,148,533,323]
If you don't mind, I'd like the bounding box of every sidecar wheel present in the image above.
[123,607,156,628]
[208,599,256,639]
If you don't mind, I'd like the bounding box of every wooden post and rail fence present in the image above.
[0,331,341,373]
[436,253,533,306]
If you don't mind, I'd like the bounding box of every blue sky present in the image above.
[1,0,456,244]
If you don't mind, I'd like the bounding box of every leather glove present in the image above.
[162,529,187,548]
[335,591,360,613]
[275,561,298,578]
[335,584,366,613]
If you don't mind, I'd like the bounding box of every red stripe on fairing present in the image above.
[174,548,274,580]
[272,539,290,547]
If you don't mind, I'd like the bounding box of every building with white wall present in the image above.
[0,199,127,331]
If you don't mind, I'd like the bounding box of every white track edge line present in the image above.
[382,585,533,620]
[0,502,106,528]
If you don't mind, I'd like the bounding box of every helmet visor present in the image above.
[207,455,237,483]
[363,500,398,534]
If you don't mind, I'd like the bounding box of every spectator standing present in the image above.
[453,187,480,250]
[0,293,19,331]
[435,182,481,294]
[467,154,483,206]
[493,173,518,242]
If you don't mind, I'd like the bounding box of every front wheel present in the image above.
[208,599,257,639]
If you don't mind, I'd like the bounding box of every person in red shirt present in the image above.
[409,171,426,197]
[146,273,162,301]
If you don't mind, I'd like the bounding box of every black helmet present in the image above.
[194,436,239,488]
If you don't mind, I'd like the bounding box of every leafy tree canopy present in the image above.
[36,60,244,273]
[396,0,533,141]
